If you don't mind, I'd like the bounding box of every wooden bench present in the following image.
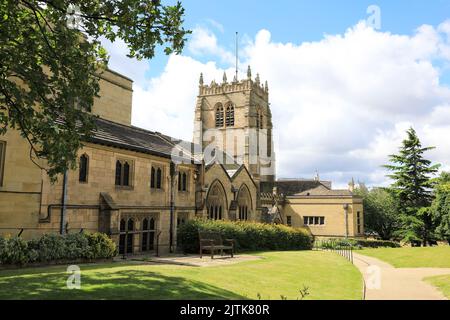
[199,231,235,259]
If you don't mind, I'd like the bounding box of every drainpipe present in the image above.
[60,170,68,235]
[343,204,349,239]
[169,162,177,253]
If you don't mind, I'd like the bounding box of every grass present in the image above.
[358,246,450,268]
[425,275,450,299]
[0,251,362,300]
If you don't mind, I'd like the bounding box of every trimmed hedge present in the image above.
[177,219,313,253]
[0,232,117,266]
[316,238,401,250]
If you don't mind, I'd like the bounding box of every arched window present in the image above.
[126,218,134,254]
[260,113,264,129]
[226,105,235,127]
[238,185,251,221]
[142,218,149,251]
[119,218,126,254]
[115,159,133,187]
[79,154,89,183]
[151,166,163,190]
[256,110,260,128]
[151,167,155,188]
[182,172,187,191]
[215,104,224,128]
[123,161,130,186]
[156,168,162,189]
[115,161,122,186]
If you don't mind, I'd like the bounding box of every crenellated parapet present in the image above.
[198,66,269,98]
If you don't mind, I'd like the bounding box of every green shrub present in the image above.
[64,233,91,260]
[316,238,400,250]
[86,232,117,259]
[0,232,117,266]
[177,219,313,253]
[0,237,29,265]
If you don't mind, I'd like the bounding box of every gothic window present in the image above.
[226,104,235,127]
[206,182,226,220]
[151,166,163,189]
[239,206,248,221]
[156,167,162,189]
[123,162,130,186]
[141,217,155,252]
[119,218,135,255]
[126,218,134,254]
[215,104,224,128]
[115,161,122,186]
[115,159,133,187]
[237,184,251,221]
[0,141,5,187]
[151,167,155,188]
[178,172,188,192]
[79,154,89,183]
[260,113,264,129]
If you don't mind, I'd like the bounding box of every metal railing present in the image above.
[314,239,354,264]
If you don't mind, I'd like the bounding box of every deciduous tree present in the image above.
[0,0,190,180]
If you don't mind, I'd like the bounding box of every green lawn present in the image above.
[0,251,362,300]
[425,275,450,299]
[358,246,450,268]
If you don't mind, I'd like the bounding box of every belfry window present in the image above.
[79,154,89,183]
[215,104,224,128]
[226,105,234,127]
[115,159,133,187]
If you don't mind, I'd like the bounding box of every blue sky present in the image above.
[146,0,450,81]
[106,1,450,187]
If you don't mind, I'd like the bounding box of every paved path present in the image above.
[116,254,262,268]
[353,253,450,300]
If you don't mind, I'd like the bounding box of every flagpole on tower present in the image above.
[235,32,238,81]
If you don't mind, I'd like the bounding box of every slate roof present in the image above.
[86,117,194,161]
[292,184,354,197]
[272,179,332,196]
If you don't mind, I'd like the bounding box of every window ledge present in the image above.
[115,185,134,191]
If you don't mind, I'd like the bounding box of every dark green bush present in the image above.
[316,238,400,250]
[0,232,117,266]
[0,237,29,265]
[86,232,117,259]
[177,219,313,253]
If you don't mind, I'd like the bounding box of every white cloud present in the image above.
[187,26,235,65]
[105,22,450,187]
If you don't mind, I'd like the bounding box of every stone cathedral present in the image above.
[0,67,364,255]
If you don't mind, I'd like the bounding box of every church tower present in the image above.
[193,66,276,185]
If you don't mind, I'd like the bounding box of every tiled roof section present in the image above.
[293,185,353,197]
[274,179,332,196]
[86,117,194,161]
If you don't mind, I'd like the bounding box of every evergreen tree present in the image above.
[383,127,440,245]
[431,172,450,243]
